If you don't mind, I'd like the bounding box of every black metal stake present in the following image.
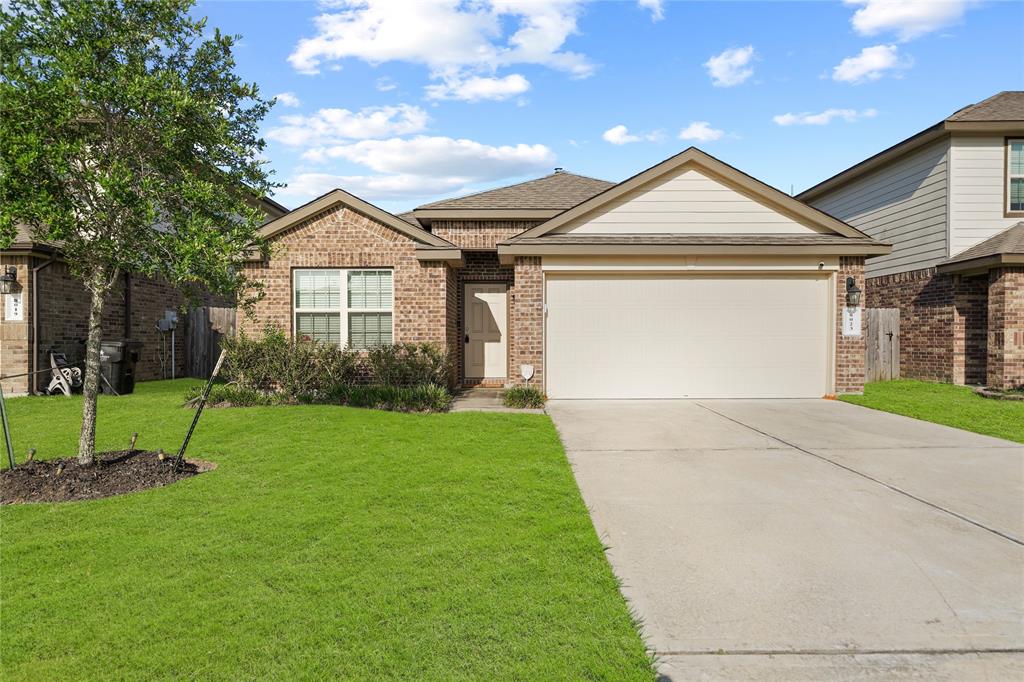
[173,350,226,472]
[0,384,14,470]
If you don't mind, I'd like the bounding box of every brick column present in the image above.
[987,266,1024,389]
[835,257,866,394]
[0,254,32,395]
[952,274,989,385]
[509,256,543,389]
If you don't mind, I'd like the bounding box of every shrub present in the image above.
[184,383,284,407]
[331,384,453,412]
[503,385,546,409]
[221,326,359,399]
[365,343,452,388]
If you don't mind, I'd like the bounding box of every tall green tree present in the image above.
[0,0,277,464]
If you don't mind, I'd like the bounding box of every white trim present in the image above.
[292,268,394,348]
[1008,137,1024,213]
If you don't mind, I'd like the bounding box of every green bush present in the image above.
[184,383,284,407]
[221,326,359,399]
[503,385,546,409]
[365,343,452,388]
[331,384,453,412]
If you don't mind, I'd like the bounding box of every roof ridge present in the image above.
[414,171,611,210]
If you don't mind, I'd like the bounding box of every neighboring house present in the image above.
[800,91,1024,389]
[240,147,888,399]
[0,197,287,395]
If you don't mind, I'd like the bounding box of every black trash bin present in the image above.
[99,340,143,395]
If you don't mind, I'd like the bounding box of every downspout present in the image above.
[31,255,56,394]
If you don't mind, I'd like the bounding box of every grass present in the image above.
[0,380,652,680]
[840,379,1024,444]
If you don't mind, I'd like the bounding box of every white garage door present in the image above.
[545,274,831,399]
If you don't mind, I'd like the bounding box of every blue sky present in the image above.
[195,0,1024,213]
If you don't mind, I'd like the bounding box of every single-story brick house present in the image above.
[800,91,1024,389]
[240,147,890,399]
[0,197,287,395]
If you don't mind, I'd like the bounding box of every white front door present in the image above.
[464,283,508,380]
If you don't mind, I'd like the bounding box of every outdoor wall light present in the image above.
[0,266,18,295]
[845,276,862,308]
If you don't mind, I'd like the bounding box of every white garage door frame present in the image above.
[541,263,838,399]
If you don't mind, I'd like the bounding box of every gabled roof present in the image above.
[508,147,875,242]
[258,188,453,247]
[416,171,612,210]
[937,222,1024,273]
[411,171,613,224]
[800,91,1024,202]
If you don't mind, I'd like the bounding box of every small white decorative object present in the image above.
[520,364,535,382]
[842,306,861,337]
[4,292,23,321]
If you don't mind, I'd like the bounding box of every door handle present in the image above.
[464,334,469,344]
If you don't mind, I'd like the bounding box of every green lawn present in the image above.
[0,381,652,680]
[840,379,1024,444]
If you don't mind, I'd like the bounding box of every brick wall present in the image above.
[836,257,867,394]
[509,256,543,389]
[239,203,452,350]
[866,267,957,383]
[953,274,988,385]
[430,220,541,250]
[1,255,191,394]
[987,266,1024,389]
[0,254,32,394]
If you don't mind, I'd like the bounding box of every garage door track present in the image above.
[548,399,1024,680]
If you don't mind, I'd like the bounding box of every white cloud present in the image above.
[273,92,301,108]
[678,121,725,142]
[832,44,909,83]
[773,108,878,126]
[375,76,397,92]
[265,104,429,146]
[601,124,660,145]
[845,0,975,42]
[425,73,531,102]
[274,172,469,203]
[704,45,755,87]
[288,0,592,79]
[301,135,555,178]
[638,0,664,21]
[278,134,557,203]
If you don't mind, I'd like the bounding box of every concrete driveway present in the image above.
[547,399,1024,680]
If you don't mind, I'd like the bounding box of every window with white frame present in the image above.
[293,269,393,349]
[1009,138,1024,213]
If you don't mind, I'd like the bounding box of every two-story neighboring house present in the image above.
[799,91,1024,389]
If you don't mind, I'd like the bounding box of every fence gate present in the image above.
[865,307,900,382]
[186,306,236,378]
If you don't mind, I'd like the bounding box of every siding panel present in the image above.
[810,138,949,278]
[948,136,1021,255]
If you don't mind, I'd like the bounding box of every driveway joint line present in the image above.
[694,402,1024,547]
[655,647,1024,657]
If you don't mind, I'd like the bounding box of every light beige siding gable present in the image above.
[809,138,949,277]
[948,135,1021,256]
[552,167,831,235]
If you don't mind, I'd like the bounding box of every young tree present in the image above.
[0,0,276,464]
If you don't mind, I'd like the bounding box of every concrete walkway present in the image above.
[448,388,544,413]
[547,399,1024,680]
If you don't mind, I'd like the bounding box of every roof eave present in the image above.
[497,242,892,265]
[414,247,464,266]
[411,208,561,226]
[937,253,1024,274]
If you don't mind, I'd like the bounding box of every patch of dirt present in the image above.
[0,451,215,505]
[973,387,1024,401]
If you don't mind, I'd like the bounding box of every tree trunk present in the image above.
[77,273,110,465]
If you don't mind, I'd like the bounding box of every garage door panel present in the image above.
[546,274,830,399]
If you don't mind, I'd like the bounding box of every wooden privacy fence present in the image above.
[186,306,236,378]
[865,307,900,382]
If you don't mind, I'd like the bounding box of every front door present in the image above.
[464,283,508,381]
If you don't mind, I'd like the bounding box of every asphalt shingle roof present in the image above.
[416,171,613,211]
[941,222,1024,265]
[946,91,1024,122]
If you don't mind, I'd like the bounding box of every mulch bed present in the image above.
[0,451,215,505]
